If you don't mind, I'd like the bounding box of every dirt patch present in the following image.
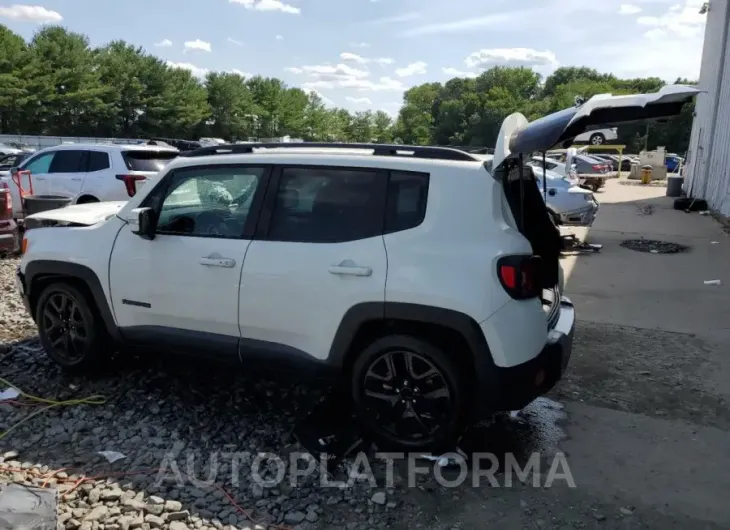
[552,321,730,429]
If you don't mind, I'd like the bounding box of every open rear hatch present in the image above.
[490,85,698,305]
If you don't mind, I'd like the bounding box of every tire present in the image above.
[76,196,99,204]
[35,281,108,371]
[591,182,601,192]
[589,133,605,145]
[351,334,467,452]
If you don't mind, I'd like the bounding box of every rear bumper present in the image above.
[474,296,575,415]
[559,202,599,226]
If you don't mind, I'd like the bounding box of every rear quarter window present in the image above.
[122,150,179,172]
[384,170,429,234]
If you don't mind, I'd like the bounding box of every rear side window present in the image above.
[385,171,429,234]
[122,150,179,172]
[49,150,85,173]
[87,151,110,172]
[266,167,385,243]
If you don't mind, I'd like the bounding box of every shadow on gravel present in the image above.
[1,338,569,529]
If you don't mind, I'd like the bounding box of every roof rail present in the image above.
[179,142,480,162]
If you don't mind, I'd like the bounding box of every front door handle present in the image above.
[71,177,83,181]
[200,253,236,268]
[329,259,372,277]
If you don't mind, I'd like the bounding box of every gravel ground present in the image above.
[0,257,402,530]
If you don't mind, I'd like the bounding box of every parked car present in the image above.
[16,85,697,450]
[532,166,599,226]
[0,144,22,156]
[0,152,31,176]
[574,127,618,145]
[1,143,179,221]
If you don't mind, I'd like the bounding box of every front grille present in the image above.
[542,286,560,329]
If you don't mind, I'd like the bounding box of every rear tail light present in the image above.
[0,181,12,221]
[497,255,543,300]
[592,164,602,171]
[116,174,146,197]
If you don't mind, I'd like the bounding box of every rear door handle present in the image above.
[71,178,83,181]
[329,260,372,277]
[200,254,236,268]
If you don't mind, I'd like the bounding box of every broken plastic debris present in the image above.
[699,210,710,216]
[704,280,722,286]
[0,387,20,401]
[650,249,659,254]
[97,451,126,463]
[711,241,719,245]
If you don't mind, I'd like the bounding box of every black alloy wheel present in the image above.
[42,291,88,364]
[353,336,464,451]
[36,282,105,370]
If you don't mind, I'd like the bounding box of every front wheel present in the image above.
[351,335,466,452]
[35,282,107,370]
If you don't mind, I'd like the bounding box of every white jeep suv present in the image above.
[15,86,697,450]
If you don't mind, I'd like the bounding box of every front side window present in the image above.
[22,152,55,174]
[267,167,383,243]
[155,166,265,238]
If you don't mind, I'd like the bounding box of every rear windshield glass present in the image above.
[122,150,178,172]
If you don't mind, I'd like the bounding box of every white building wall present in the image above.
[686,0,730,216]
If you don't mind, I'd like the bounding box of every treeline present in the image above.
[0,25,395,142]
[397,66,696,153]
[0,24,695,152]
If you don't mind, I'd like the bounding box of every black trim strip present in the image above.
[122,299,151,308]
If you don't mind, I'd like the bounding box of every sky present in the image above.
[0,0,709,115]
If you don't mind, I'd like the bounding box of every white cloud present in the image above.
[229,0,300,14]
[346,96,373,105]
[618,4,642,15]
[465,48,558,69]
[368,12,420,25]
[166,61,209,78]
[302,87,334,106]
[228,37,244,46]
[404,12,521,36]
[227,68,252,77]
[636,0,705,38]
[184,39,212,53]
[290,60,406,92]
[155,39,173,47]
[350,42,371,48]
[285,67,304,74]
[442,67,478,78]
[340,52,370,64]
[374,57,394,66]
[0,4,62,23]
[395,61,428,77]
[276,34,284,40]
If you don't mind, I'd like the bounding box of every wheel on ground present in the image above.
[591,182,601,192]
[35,282,107,370]
[589,133,605,145]
[76,196,99,204]
[351,335,466,452]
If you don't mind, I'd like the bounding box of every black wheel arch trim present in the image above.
[24,260,122,341]
[328,301,498,376]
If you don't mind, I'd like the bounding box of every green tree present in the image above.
[0,25,29,133]
[205,72,255,140]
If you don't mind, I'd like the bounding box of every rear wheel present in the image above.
[76,195,99,204]
[589,133,605,145]
[36,282,108,370]
[351,335,466,452]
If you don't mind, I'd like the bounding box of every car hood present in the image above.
[25,201,127,226]
[493,85,699,168]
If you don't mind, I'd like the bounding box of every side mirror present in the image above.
[129,207,157,240]
[548,188,557,196]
